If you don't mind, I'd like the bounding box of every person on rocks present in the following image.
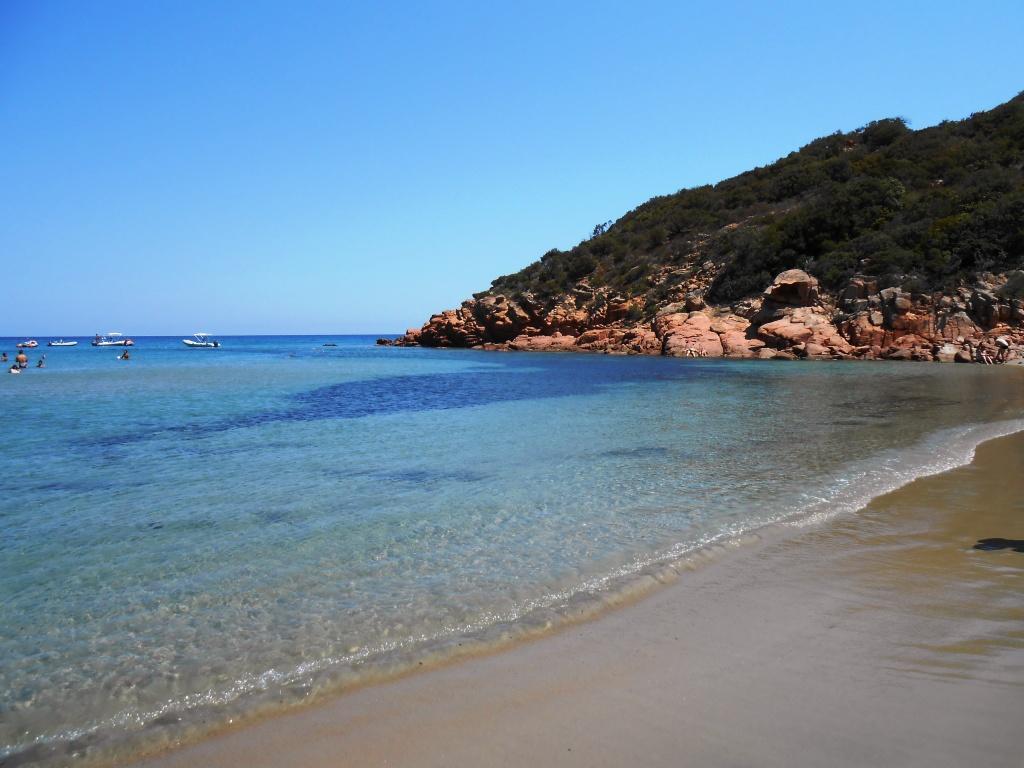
[995,336,1011,363]
[975,344,993,365]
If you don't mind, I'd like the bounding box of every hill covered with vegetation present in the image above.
[391,93,1024,363]
[484,92,1024,314]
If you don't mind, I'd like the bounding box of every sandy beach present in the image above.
[130,430,1024,768]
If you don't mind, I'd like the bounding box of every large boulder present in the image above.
[876,288,935,336]
[470,295,533,342]
[507,333,578,352]
[938,311,981,341]
[970,289,1011,329]
[575,328,615,346]
[763,269,819,307]
[758,307,853,354]
[542,296,590,335]
[572,325,662,355]
[654,311,724,357]
[604,296,633,323]
[418,307,484,347]
[575,328,626,352]
[838,311,886,348]
[387,327,423,346]
[710,314,764,357]
[622,327,662,354]
[758,317,814,346]
[840,276,879,308]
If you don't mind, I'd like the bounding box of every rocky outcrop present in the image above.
[762,268,819,307]
[539,295,589,335]
[711,315,764,358]
[470,295,532,342]
[758,308,853,356]
[507,333,578,352]
[382,269,1024,364]
[654,310,723,357]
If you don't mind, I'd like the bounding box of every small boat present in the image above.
[322,342,338,347]
[182,333,221,348]
[47,339,79,347]
[92,333,134,347]
[16,340,39,349]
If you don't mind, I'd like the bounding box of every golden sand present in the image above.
[818,430,1024,681]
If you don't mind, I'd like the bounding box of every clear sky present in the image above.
[2,0,1022,335]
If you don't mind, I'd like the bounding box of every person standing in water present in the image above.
[1,352,7,363]
[119,349,131,360]
[15,350,28,369]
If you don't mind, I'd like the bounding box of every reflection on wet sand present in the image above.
[817,430,1024,683]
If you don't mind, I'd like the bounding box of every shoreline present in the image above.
[380,332,1024,367]
[128,426,1024,768]
[382,330,1024,362]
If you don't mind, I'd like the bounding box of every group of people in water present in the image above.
[4,350,44,374]
[5,348,130,374]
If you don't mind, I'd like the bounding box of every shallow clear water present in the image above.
[2,336,1023,765]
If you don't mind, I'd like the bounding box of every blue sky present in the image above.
[2,0,1022,335]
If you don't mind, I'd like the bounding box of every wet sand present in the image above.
[136,430,1024,768]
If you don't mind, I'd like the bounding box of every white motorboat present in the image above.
[16,340,39,349]
[182,333,221,348]
[92,332,134,347]
[47,339,79,347]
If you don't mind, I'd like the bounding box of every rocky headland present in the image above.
[384,268,1023,363]
[383,94,1024,363]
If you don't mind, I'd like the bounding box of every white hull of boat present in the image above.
[183,339,220,348]
[48,341,78,347]
[92,341,133,347]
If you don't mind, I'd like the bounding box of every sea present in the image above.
[2,335,1023,766]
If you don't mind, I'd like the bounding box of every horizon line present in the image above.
[0,332,405,338]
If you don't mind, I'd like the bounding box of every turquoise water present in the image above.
[2,336,1023,766]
